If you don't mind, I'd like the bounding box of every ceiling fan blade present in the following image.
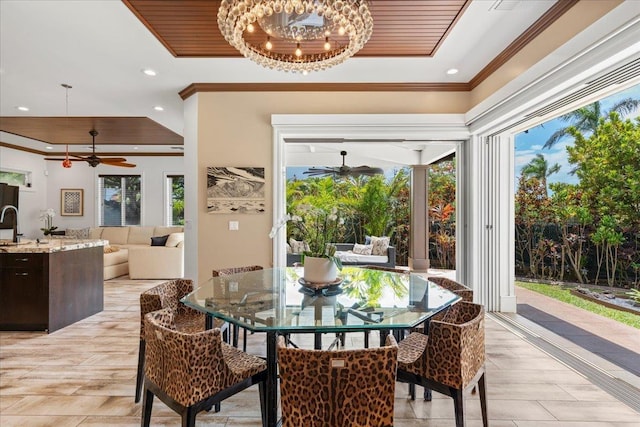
[44,157,88,161]
[99,157,128,163]
[349,166,385,176]
[110,162,137,168]
[303,167,339,176]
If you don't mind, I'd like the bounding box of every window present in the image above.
[99,175,141,226]
[0,168,32,188]
[166,175,184,226]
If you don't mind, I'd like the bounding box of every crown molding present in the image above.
[179,82,471,99]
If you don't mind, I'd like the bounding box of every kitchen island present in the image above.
[0,239,106,332]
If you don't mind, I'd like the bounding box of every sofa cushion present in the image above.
[90,227,104,239]
[154,226,183,237]
[371,236,390,256]
[101,227,130,245]
[151,235,170,246]
[165,232,184,247]
[353,243,373,255]
[289,238,309,254]
[104,247,129,267]
[335,251,388,264]
[128,226,155,245]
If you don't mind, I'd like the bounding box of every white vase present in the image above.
[303,256,338,283]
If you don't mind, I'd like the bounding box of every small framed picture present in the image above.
[61,189,84,216]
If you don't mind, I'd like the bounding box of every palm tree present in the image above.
[543,98,639,149]
[521,153,560,196]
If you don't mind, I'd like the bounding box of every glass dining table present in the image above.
[181,266,461,427]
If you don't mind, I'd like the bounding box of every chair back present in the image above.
[428,277,474,302]
[360,265,409,274]
[426,301,484,390]
[139,279,195,338]
[212,265,263,277]
[277,335,398,427]
[144,308,229,407]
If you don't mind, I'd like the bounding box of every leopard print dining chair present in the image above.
[212,265,264,351]
[427,276,474,303]
[134,279,226,403]
[141,308,267,427]
[396,301,488,427]
[277,334,398,427]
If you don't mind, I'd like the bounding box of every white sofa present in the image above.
[88,226,184,280]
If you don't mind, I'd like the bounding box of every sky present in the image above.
[514,83,640,187]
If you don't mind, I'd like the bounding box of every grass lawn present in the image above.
[516,281,640,329]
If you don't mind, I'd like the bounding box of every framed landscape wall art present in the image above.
[207,167,265,214]
[61,188,84,216]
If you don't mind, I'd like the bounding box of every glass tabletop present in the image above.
[181,266,461,333]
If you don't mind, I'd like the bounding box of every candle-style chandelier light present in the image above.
[218,0,373,74]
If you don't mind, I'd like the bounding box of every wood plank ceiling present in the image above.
[0,117,183,147]
[122,0,471,58]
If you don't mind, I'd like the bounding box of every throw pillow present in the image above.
[370,236,390,256]
[289,238,309,254]
[352,243,373,255]
[103,245,120,254]
[66,227,90,239]
[150,235,170,246]
[364,235,372,245]
[165,232,184,247]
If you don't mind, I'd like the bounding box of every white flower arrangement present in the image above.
[39,208,57,235]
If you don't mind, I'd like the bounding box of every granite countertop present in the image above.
[0,239,107,254]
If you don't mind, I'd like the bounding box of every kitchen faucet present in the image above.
[0,205,19,243]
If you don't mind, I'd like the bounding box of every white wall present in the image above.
[1,145,184,238]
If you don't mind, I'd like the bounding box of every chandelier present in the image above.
[218,0,373,73]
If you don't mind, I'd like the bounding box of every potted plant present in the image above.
[39,208,58,236]
[282,204,344,283]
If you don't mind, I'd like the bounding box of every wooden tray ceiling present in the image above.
[0,117,182,146]
[123,0,471,58]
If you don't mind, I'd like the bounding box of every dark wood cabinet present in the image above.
[0,246,103,332]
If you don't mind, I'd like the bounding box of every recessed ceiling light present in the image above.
[142,68,157,76]
[45,146,53,150]
[153,106,164,111]
[133,146,139,150]
[446,68,459,75]
[16,106,29,111]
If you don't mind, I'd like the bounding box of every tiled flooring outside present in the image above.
[0,276,638,426]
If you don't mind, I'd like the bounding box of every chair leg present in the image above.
[141,386,154,427]
[478,373,488,427]
[182,407,197,427]
[259,381,267,427]
[451,387,466,427]
[408,383,415,400]
[134,339,145,403]
[242,327,247,352]
[232,324,239,348]
[423,387,432,401]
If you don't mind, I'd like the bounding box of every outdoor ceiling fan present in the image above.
[303,150,384,178]
[45,130,136,168]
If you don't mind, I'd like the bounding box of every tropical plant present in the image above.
[543,98,639,149]
[591,215,624,286]
[521,153,560,196]
[286,204,344,269]
[549,183,592,283]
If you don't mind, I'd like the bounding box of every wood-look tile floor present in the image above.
[1,278,638,426]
